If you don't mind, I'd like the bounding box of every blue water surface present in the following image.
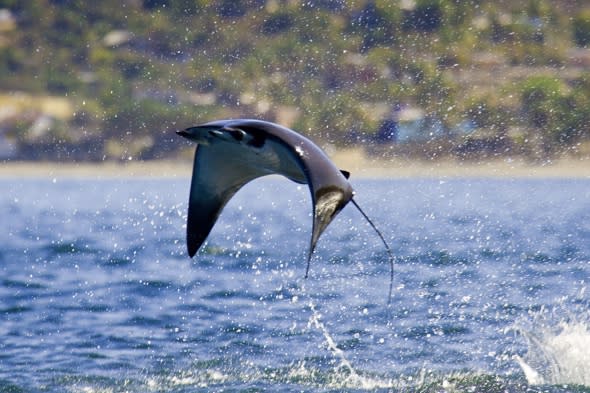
[1,176,589,392]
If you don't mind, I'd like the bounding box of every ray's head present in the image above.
[176,124,222,145]
[177,121,265,149]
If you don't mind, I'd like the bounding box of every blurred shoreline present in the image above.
[1,149,589,179]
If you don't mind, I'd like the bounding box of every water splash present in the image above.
[515,320,590,386]
[513,293,590,387]
[306,301,394,389]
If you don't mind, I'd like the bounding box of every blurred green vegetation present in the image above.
[0,0,589,161]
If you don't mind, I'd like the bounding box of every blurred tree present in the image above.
[572,9,590,47]
[143,0,168,10]
[402,0,443,32]
[563,73,590,144]
[261,11,294,35]
[349,0,398,52]
[520,76,570,156]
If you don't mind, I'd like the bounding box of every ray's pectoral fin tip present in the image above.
[187,238,198,258]
[177,119,394,303]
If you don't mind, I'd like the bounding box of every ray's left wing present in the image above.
[185,143,264,257]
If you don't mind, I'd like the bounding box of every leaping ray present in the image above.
[177,119,394,303]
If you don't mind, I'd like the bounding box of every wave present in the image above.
[26,365,583,393]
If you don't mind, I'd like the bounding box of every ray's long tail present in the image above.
[351,198,394,304]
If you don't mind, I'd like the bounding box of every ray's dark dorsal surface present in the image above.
[177,119,394,302]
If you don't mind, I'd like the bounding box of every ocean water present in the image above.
[1,176,589,392]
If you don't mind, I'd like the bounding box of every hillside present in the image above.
[0,0,589,162]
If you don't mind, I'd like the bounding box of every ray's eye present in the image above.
[247,134,265,148]
[226,128,246,141]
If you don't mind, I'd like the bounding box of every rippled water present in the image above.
[1,176,589,392]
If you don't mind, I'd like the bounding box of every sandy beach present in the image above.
[1,148,589,179]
